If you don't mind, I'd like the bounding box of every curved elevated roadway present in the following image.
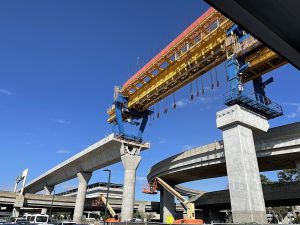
[148,122,300,184]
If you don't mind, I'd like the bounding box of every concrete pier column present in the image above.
[73,172,92,223]
[138,202,146,213]
[41,185,54,215]
[216,105,269,224]
[12,207,20,218]
[162,188,175,223]
[160,191,164,222]
[121,154,141,222]
[12,195,24,218]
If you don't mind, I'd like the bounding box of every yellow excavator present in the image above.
[92,194,120,222]
[143,177,203,224]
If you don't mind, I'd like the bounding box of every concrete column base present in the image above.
[41,185,54,215]
[73,172,92,223]
[217,105,269,224]
[121,154,141,222]
[162,188,175,223]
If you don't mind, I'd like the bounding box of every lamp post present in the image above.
[103,169,111,222]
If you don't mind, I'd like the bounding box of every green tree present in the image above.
[277,169,298,183]
[260,174,273,184]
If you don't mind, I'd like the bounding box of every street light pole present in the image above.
[103,169,111,222]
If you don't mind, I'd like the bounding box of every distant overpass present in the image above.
[148,122,300,184]
[3,182,300,215]
[196,182,300,209]
[0,190,176,213]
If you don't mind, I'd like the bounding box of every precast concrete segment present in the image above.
[121,154,141,222]
[217,105,267,223]
[25,134,149,193]
[73,172,92,223]
[147,122,300,184]
[41,185,54,215]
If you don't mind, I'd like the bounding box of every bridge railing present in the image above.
[224,87,283,119]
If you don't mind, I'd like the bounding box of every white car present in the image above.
[28,214,49,224]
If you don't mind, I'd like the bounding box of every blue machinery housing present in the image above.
[224,25,283,119]
[113,92,152,142]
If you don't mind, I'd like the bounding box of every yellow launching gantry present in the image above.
[107,7,285,142]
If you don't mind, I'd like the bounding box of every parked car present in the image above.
[28,214,49,224]
[10,218,29,225]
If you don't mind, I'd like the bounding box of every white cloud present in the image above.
[176,99,189,108]
[172,96,219,109]
[54,119,71,125]
[158,138,166,145]
[287,112,297,119]
[56,149,70,154]
[0,89,12,96]
[136,176,147,182]
[285,103,300,119]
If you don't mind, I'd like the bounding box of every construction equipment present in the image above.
[92,194,120,222]
[143,177,203,224]
[107,7,286,142]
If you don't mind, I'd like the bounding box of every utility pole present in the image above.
[103,169,111,223]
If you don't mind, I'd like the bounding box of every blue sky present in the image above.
[0,0,299,201]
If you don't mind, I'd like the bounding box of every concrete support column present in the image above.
[121,154,141,222]
[160,191,164,222]
[41,185,54,215]
[12,207,20,218]
[73,172,92,223]
[216,105,269,224]
[161,188,175,223]
[12,195,24,218]
[138,202,146,213]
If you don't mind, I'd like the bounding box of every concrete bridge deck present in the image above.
[148,122,300,184]
[25,134,149,193]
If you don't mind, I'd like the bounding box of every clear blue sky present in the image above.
[0,0,299,201]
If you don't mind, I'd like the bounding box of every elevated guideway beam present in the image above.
[24,134,149,193]
[24,134,149,222]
